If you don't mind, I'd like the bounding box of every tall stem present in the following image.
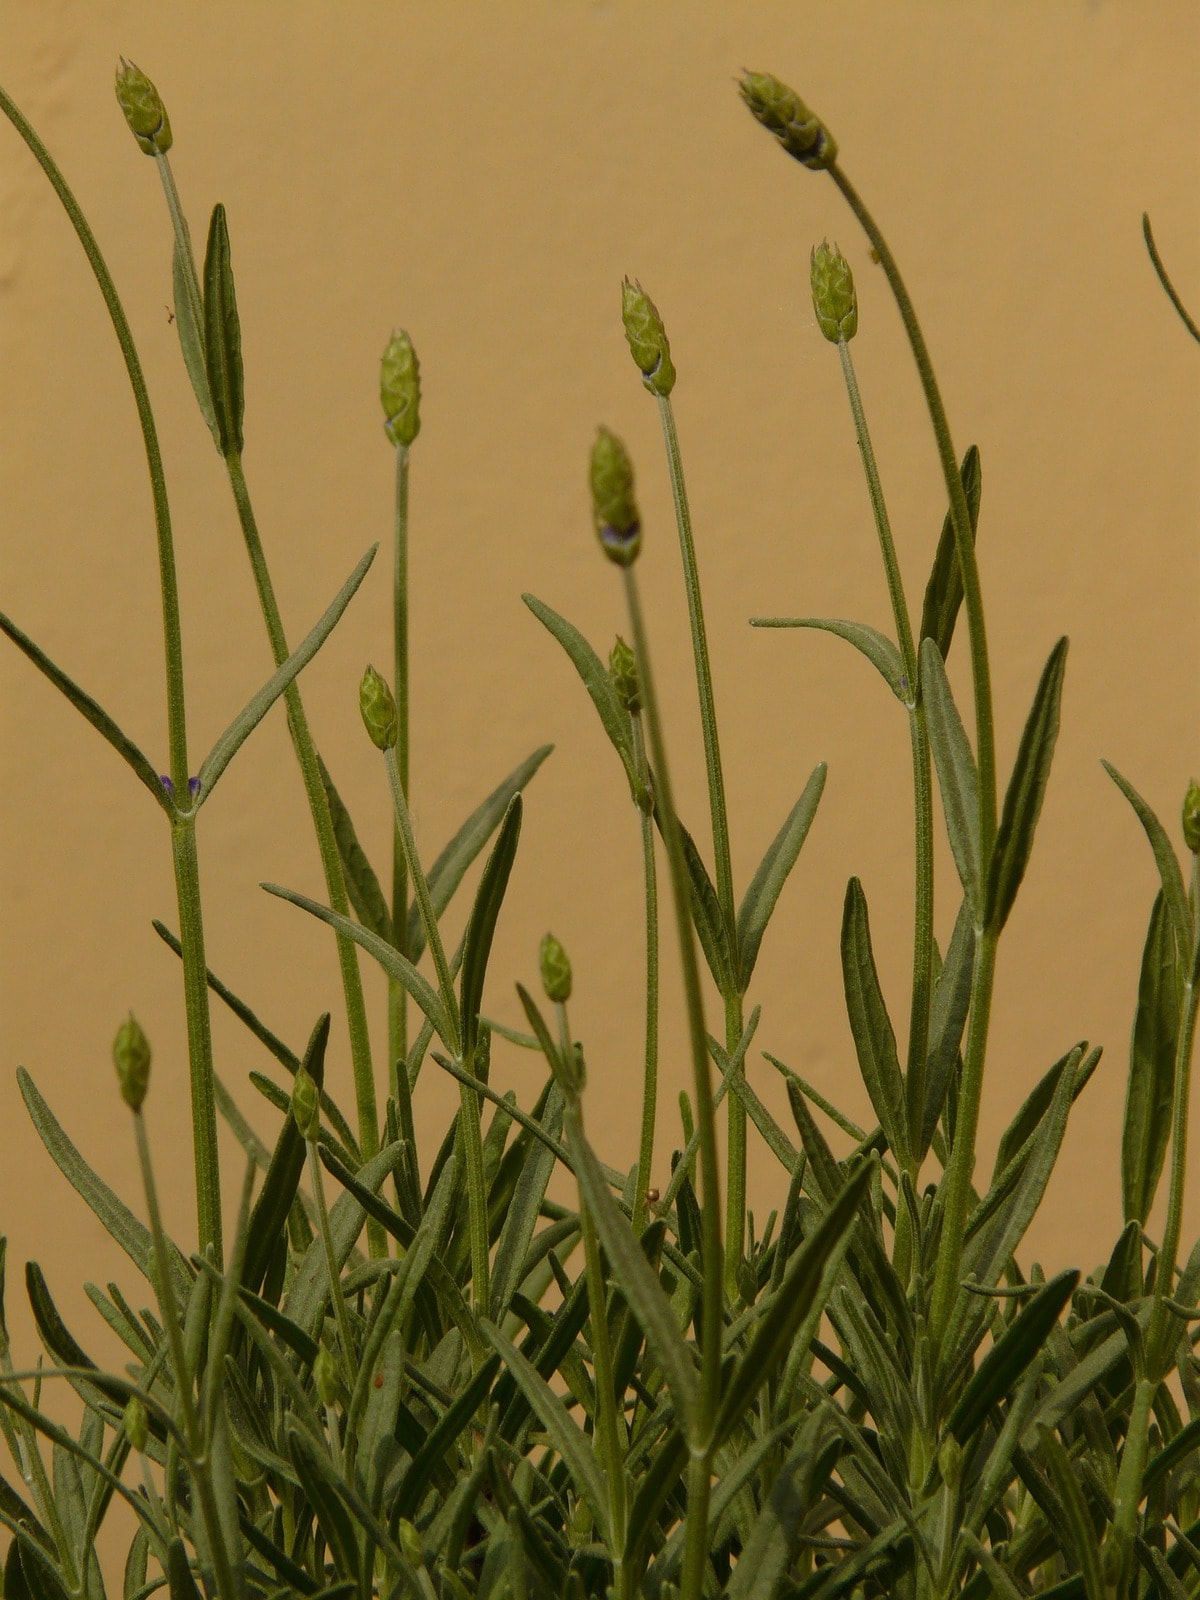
[621,568,721,1600]
[389,443,412,1097]
[656,395,746,1288]
[0,90,224,1260]
[225,454,382,1250]
[629,713,660,1238]
[837,340,935,1177]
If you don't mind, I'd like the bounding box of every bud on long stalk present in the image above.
[609,635,641,714]
[540,933,572,1003]
[381,330,421,446]
[737,70,836,169]
[590,428,641,567]
[114,59,172,156]
[359,665,399,751]
[622,279,676,397]
[113,1014,151,1111]
[811,240,857,342]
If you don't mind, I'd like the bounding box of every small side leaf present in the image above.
[172,239,219,448]
[919,899,975,1159]
[522,595,636,778]
[0,613,170,815]
[748,617,907,701]
[920,637,980,906]
[919,445,982,660]
[196,545,377,802]
[202,203,243,456]
[1123,889,1180,1225]
[948,1269,1078,1443]
[460,795,522,1070]
[841,879,910,1169]
[1102,760,1192,969]
[674,819,736,995]
[317,756,392,943]
[985,638,1068,933]
[736,762,826,991]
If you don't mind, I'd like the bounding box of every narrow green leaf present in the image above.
[919,898,975,1158]
[480,1321,610,1544]
[675,818,736,994]
[490,1082,565,1319]
[919,445,982,660]
[724,1410,842,1600]
[985,638,1069,933]
[461,795,522,1070]
[841,879,910,1169]
[241,1015,329,1301]
[736,762,826,990]
[262,882,450,1043]
[0,612,171,815]
[287,1425,362,1588]
[393,1354,502,1521]
[1124,890,1181,1225]
[748,617,907,701]
[3,1534,70,1600]
[920,637,980,906]
[712,1161,871,1449]
[196,545,377,802]
[357,1327,404,1513]
[409,744,554,961]
[171,239,219,448]
[317,754,393,943]
[570,1123,698,1424]
[1038,1425,1106,1600]
[18,1068,189,1300]
[958,1530,1026,1600]
[523,591,635,764]
[1102,761,1193,968]
[948,1269,1078,1443]
[202,203,243,456]
[992,1043,1100,1179]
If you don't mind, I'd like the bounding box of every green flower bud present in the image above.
[937,1434,963,1492]
[590,427,641,567]
[540,933,572,1003]
[1184,779,1200,854]
[810,241,857,342]
[123,1395,148,1452]
[397,1518,424,1568]
[114,59,172,157]
[737,70,837,170]
[292,1066,321,1141]
[609,636,641,714]
[313,1346,338,1406]
[621,278,676,398]
[359,665,398,751]
[113,1014,151,1111]
[381,329,421,447]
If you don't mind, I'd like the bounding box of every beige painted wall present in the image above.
[0,0,1197,1446]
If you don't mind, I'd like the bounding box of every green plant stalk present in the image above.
[629,712,661,1238]
[837,339,935,1197]
[225,455,382,1231]
[1109,875,1200,1576]
[826,163,997,857]
[656,395,746,1291]
[621,566,721,1600]
[134,1110,242,1600]
[390,442,412,1098]
[557,1002,628,1583]
[383,746,490,1309]
[0,88,224,1262]
[306,1138,358,1382]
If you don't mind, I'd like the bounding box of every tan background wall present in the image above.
[0,0,1197,1430]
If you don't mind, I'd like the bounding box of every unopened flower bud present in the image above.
[540,933,572,1004]
[609,636,641,714]
[292,1067,321,1141]
[810,241,857,342]
[381,330,421,447]
[359,665,398,752]
[590,428,641,567]
[397,1519,424,1568]
[313,1346,338,1405]
[123,1395,149,1452]
[113,1015,151,1111]
[621,279,676,398]
[1184,779,1200,854]
[938,1434,963,1492]
[737,71,837,170]
[114,59,172,157]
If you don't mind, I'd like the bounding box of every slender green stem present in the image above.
[0,90,227,1262]
[156,155,204,353]
[827,164,996,862]
[629,713,660,1238]
[171,821,223,1264]
[656,395,746,1289]
[384,747,459,1047]
[134,1112,242,1600]
[621,567,721,1600]
[389,443,412,1098]
[836,339,935,1179]
[558,1004,627,1574]
[225,454,382,1232]
[306,1139,358,1380]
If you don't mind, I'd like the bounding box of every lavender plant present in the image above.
[0,56,1196,1600]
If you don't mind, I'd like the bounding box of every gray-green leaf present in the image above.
[920,637,980,907]
[749,617,907,702]
[172,238,219,448]
[1122,889,1180,1225]
[202,203,243,457]
[841,879,910,1170]
[736,762,826,991]
[919,445,982,661]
